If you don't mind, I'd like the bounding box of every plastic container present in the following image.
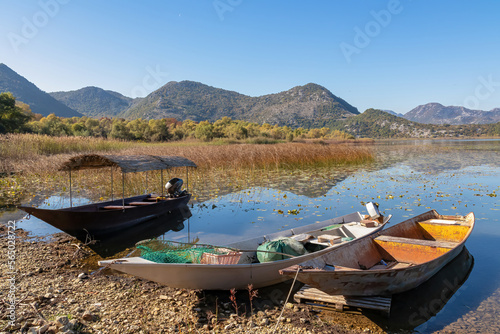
[366,202,381,219]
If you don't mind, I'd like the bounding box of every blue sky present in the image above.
[1,0,499,114]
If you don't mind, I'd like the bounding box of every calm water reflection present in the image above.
[11,139,500,333]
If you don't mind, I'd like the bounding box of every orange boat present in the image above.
[280,210,474,296]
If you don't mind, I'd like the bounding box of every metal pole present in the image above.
[122,173,125,208]
[111,167,114,201]
[69,169,72,208]
[186,167,189,193]
[161,169,164,197]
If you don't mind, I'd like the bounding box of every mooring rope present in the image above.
[272,265,301,334]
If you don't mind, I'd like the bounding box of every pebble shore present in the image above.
[0,227,376,334]
[4,226,494,333]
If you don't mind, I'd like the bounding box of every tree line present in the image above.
[0,92,354,141]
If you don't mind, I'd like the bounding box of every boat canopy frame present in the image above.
[58,154,197,208]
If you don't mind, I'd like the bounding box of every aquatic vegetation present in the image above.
[0,134,374,207]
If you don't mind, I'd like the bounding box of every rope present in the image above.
[272,265,301,333]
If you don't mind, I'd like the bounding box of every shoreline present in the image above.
[0,226,381,334]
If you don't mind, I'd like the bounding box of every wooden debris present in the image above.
[294,285,391,317]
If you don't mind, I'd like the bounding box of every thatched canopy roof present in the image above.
[59,154,197,173]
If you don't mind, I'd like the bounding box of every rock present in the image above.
[56,316,69,327]
[39,323,50,333]
[82,311,94,321]
[66,319,78,330]
[77,273,87,279]
[224,323,236,330]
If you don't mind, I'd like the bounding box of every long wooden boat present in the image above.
[18,154,197,240]
[280,210,474,296]
[99,206,391,290]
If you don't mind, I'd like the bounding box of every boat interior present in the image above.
[100,193,180,210]
[230,214,388,265]
[322,214,473,271]
[55,194,184,212]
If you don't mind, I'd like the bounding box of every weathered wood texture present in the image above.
[294,285,391,317]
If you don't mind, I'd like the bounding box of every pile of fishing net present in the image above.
[256,237,307,263]
[136,239,241,264]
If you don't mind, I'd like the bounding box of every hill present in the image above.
[331,109,500,138]
[404,103,500,125]
[50,86,133,117]
[121,81,359,127]
[0,64,81,117]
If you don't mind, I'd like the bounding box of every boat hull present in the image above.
[19,194,191,240]
[280,210,475,296]
[100,211,389,290]
[286,242,465,296]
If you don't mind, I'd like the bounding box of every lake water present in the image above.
[8,139,500,333]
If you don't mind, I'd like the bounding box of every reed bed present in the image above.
[118,142,374,170]
[0,134,374,207]
[0,134,373,174]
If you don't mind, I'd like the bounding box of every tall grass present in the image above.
[0,134,374,174]
[0,134,375,207]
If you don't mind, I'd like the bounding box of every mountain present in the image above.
[404,103,500,125]
[121,81,359,127]
[330,109,500,138]
[382,109,404,117]
[50,87,133,117]
[0,64,81,117]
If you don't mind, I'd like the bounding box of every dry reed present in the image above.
[0,134,373,174]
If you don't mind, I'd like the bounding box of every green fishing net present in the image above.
[136,240,238,264]
[256,237,307,263]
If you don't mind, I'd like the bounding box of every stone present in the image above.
[82,311,94,321]
[56,316,69,327]
[224,323,236,330]
[77,273,87,279]
[39,324,50,333]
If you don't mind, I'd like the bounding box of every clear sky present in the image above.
[1,0,499,114]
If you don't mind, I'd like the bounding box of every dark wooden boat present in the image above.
[280,210,474,296]
[19,154,197,239]
[86,205,192,257]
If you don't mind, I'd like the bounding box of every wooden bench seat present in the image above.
[375,235,459,249]
[101,205,135,210]
[128,202,154,206]
[420,219,468,226]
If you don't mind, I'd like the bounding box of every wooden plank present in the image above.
[375,235,459,249]
[128,202,155,206]
[294,285,391,317]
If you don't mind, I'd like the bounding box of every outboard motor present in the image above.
[165,178,185,197]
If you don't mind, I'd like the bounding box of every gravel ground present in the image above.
[0,226,376,334]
